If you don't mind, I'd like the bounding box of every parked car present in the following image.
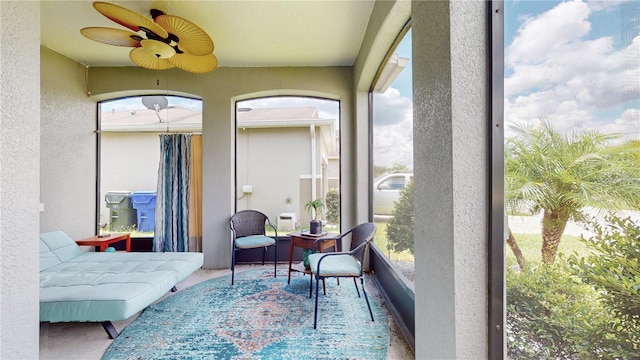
[373,171,413,215]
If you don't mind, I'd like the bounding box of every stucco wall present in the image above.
[412,1,489,358]
[0,2,41,358]
[449,2,489,357]
[86,66,353,269]
[40,47,96,239]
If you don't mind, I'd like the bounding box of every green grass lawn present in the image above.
[372,221,414,262]
[506,232,593,268]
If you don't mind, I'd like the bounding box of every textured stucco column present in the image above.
[413,1,489,358]
[0,1,41,358]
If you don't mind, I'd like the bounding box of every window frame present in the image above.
[233,95,342,234]
[95,94,203,238]
[367,18,416,349]
[489,1,505,358]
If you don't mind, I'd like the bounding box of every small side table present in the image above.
[76,233,131,252]
[287,231,340,284]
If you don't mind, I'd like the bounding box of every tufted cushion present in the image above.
[40,231,85,271]
[39,230,203,323]
[308,253,361,277]
[40,251,203,322]
[234,235,275,249]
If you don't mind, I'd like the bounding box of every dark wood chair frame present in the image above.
[229,209,278,285]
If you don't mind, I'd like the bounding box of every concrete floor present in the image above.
[40,264,414,359]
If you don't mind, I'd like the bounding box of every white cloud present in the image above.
[505,0,640,140]
[372,88,413,168]
[506,1,592,68]
[595,108,640,141]
[372,88,412,126]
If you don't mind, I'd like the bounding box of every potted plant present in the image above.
[305,198,325,235]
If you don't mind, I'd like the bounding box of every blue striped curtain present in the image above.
[154,134,191,252]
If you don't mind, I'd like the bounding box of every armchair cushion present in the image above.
[234,235,275,249]
[308,253,361,277]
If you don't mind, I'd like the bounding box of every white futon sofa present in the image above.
[39,230,203,338]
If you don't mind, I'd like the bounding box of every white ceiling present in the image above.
[41,1,376,68]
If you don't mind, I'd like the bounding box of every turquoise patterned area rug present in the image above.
[102,269,389,359]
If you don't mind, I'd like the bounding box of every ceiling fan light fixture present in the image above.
[140,39,176,59]
[130,47,175,70]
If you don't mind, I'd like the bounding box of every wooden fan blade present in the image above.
[155,15,214,56]
[93,1,168,39]
[129,47,175,70]
[169,53,218,74]
[80,27,141,47]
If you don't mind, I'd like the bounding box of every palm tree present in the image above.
[505,121,640,265]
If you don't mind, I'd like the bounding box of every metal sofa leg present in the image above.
[101,321,119,339]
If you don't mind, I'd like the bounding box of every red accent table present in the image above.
[75,233,131,252]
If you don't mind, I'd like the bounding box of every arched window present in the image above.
[234,96,341,234]
[97,95,202,244]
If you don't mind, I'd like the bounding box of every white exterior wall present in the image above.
[100,132,160,225]
[40,47,96,239]
[0,2,41,358]
[236,127,309,221]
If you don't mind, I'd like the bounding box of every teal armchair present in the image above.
[308,222,376,329]
[229,210,277,285]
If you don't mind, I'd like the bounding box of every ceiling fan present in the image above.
[81,1,217,74]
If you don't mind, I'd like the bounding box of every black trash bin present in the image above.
[105,191,137,231]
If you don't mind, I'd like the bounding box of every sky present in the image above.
[504,0,640,141]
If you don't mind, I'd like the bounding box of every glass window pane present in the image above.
[98,95,202,239]
[504,1,640,357]
[235,96,340,235]
[371,29,414,285]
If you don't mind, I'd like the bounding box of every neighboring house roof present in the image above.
[101,106,201,132]
[238,107,319,121]
[100,105,337,154]
[237,107,337,154]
